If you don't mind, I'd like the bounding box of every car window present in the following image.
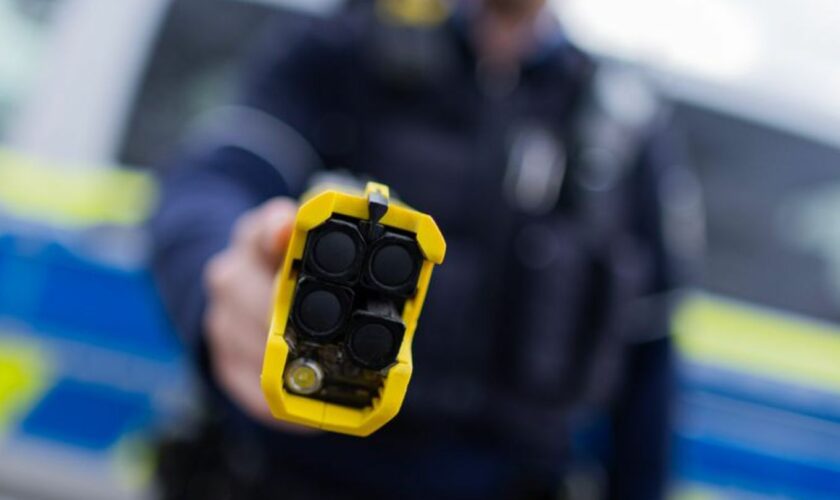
[118,0,313,168]
[0,0,62,140]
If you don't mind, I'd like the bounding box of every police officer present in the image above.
[151,0,695,498]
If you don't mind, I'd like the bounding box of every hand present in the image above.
[203,198,313,432]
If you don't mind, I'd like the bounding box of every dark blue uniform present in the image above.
[152,5,682,499]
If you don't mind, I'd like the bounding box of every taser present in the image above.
[261,181,445,436]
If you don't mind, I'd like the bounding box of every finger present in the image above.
[256,198,298,267]
[213,351,273,421]
[231,208,263,251]
[205,306,267,368]
[231,199,297,267]
[216,354,318,434]
[211,254,276,330]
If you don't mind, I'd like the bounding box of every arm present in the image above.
[150,147,290,355]
[607,123,701,499]
[149,16,357,424]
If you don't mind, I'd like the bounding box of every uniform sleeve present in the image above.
[149,147,289,354]
[148,16,357,357]
[607,122,701,500]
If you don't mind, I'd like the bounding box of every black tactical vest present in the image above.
[339,6,673,457]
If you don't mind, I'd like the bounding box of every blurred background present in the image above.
[0,0,839,498]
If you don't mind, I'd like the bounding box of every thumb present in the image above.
[254,198,298,267]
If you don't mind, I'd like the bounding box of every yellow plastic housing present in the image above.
[261,182,445,436]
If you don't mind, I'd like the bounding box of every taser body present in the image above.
[261,182,445,436]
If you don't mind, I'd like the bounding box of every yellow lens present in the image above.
[285,358,324,395]
[292,366,316,388]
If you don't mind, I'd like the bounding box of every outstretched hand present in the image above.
[203,198,314,432]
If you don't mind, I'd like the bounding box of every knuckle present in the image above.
[233,210,259,244]
[205,251,237,294]
[264,197,297,217]
[203,306,224,342]
[205,254,226,289]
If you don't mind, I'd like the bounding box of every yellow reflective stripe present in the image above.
[670,483,725,500]
[674,294,840,395]
[0,149,156,228]
[113,435,156,490]
[0,337,50,434]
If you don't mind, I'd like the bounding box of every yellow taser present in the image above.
[261,181,445,436]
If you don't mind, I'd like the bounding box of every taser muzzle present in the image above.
[261,182,445,436]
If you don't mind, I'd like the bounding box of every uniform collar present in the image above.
[448,3,570,71]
